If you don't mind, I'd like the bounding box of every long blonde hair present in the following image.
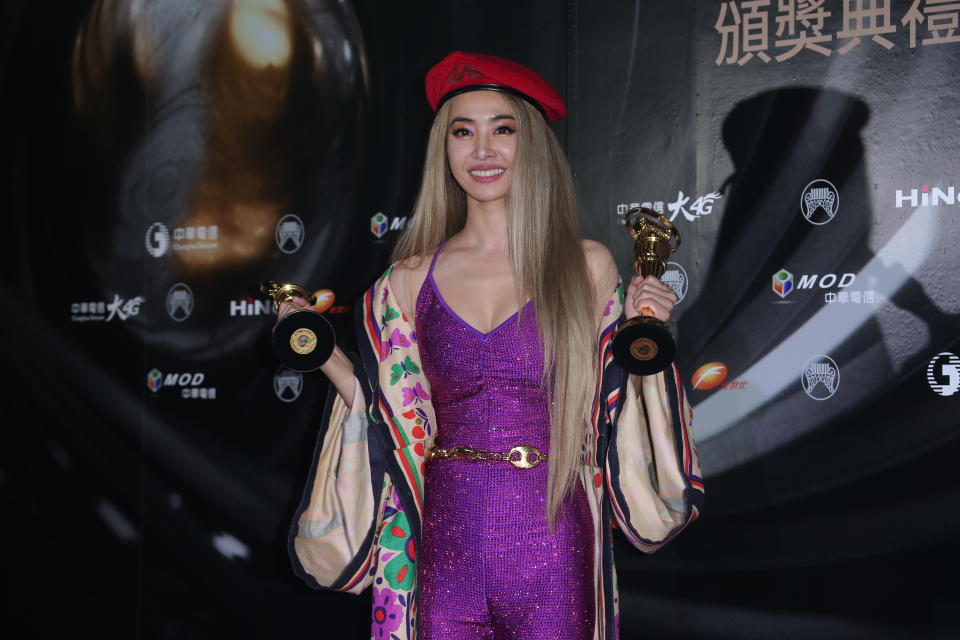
[392,94,596,528]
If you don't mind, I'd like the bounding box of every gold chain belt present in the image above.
[426,445,547,470]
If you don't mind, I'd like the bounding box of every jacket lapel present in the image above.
[357,268,437,546]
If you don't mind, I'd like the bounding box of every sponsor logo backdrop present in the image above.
[572,2,960,636]
[2,0,957,638]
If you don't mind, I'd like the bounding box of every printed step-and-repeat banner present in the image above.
[1,0,957,638]
[571,2,960,637]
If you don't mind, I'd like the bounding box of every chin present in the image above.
[456,180,511,206]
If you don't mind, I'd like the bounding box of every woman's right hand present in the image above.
[276,295,358,407]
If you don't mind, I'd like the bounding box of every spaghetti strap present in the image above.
[415,240,449,318]
[426,239,448,281]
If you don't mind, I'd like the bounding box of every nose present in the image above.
[472,132,494,159]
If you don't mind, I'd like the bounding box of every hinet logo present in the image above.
[230,298,275,317]
[895,184,957,209]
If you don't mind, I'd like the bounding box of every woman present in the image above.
[285,51,703,640]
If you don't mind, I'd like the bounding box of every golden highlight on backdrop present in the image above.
[71,0,367,307]
[1,0,958,638]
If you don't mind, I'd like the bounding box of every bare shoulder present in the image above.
[581,238,621,319]
[391,254,432,285]
[580,238,617,283]
[389,254,431,320]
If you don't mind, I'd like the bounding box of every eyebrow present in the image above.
[449,114,516,124]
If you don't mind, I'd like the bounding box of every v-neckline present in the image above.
[428,275,532,340]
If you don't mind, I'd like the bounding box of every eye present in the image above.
[450,127,472,138]
[494,124,516,135]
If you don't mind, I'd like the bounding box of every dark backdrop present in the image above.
[2,1,958,638]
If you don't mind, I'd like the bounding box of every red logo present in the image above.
[312,289,335,313]
[692,362,728,390]
[692,362,749,391]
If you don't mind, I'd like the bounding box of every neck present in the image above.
[458,198,509,252]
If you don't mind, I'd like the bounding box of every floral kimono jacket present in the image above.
[288,266,704,640]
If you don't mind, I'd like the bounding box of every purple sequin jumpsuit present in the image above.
[415,244,594,640]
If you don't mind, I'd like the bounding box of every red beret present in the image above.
[425,51,568,122]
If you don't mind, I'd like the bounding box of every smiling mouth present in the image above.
[469,168,505,177]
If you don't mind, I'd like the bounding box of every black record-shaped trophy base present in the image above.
[272,310,335,372]
[612,316,676,376]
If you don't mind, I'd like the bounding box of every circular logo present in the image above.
[801,354,839,400]
[289,328,317,355]
[691,362,728,390]
[275,214,305,254]
[274,366,303,403]
[313,289,335,313]
[629,338,658,361]
[661,261,688,304]
[145,222,170,258]
[927,352,960,397]
[801,179,839,225]
[166,283,194,322]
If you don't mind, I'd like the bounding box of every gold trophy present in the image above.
[612,207,681,375]
[260,281,335,372]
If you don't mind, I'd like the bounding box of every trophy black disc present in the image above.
[272,310,335,372]
[612,317,676,376]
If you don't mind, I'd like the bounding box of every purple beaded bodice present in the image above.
[416,276,546,456]
[413,243,594,639]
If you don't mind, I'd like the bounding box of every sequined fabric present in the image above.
[415,245,594,640]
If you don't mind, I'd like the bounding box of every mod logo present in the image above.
[371,212,388,239]
[772,269,793,298]
[146,368,216,399]
[147,368,163,392]
[370,213,408,239]
[772,269,854,299]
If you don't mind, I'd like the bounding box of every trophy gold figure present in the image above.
[611,207,681,375]
[260,281,335,372]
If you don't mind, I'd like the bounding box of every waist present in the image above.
[427,444,548,469]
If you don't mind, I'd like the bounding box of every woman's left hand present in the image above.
[624,275,677,322]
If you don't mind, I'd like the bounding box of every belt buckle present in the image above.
[508,445,543,469]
